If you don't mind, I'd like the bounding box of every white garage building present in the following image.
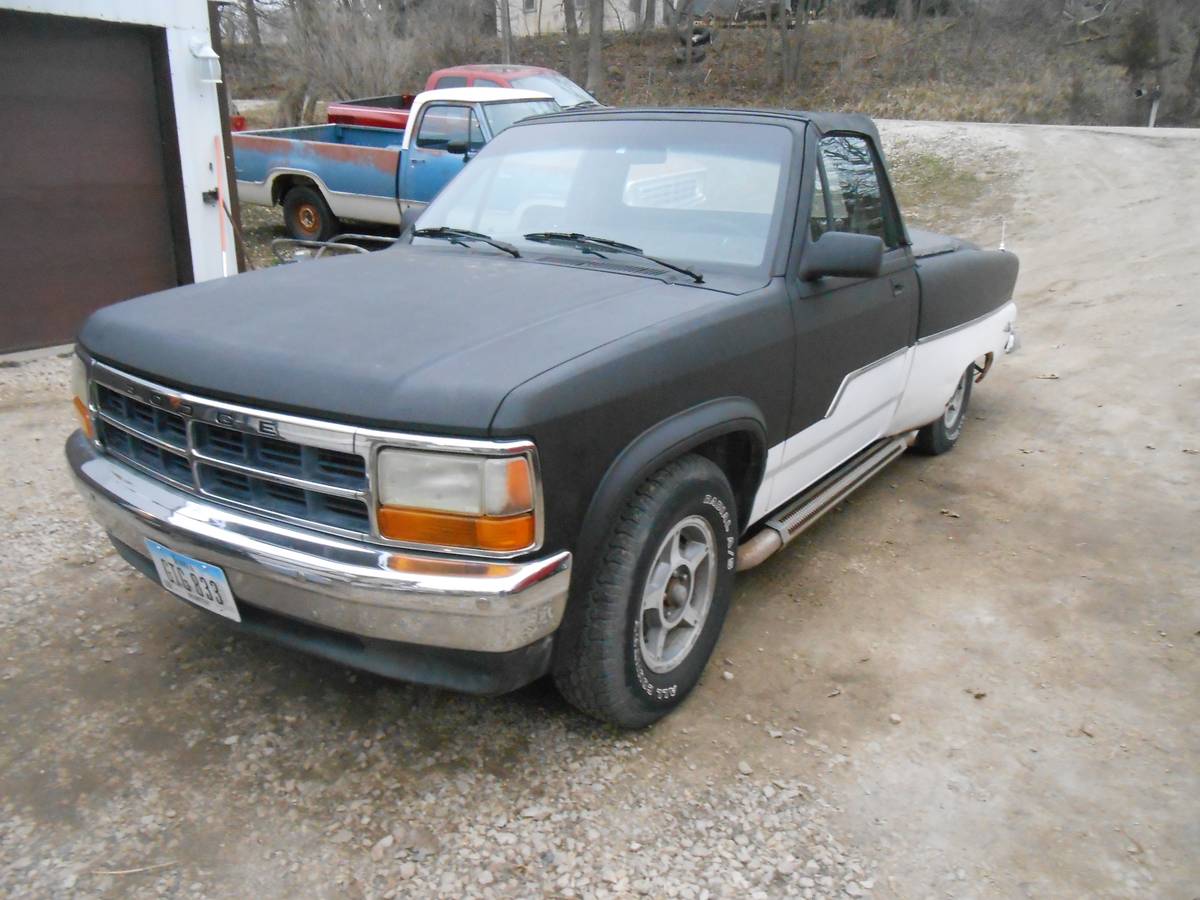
[0,0,240,352]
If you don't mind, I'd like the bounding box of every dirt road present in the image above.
[1,122,1196,898]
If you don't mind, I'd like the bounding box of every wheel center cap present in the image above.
[663,568,692,624]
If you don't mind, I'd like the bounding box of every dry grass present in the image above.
[514,18,1157,127]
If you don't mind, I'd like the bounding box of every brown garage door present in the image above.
[0,10,190,353]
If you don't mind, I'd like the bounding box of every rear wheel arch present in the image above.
[270,173,321,207]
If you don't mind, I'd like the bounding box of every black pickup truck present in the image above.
[68,108,1019,727]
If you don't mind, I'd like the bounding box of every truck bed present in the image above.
[909,228,1018,339]
[232,124,404,220]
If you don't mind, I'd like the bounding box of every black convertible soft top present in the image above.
[514,105,881,143]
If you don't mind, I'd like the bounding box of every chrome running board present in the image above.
[735,433,913,572]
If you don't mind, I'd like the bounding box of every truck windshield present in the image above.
[413,120,792,272]
[511,73,595,108]
[483,100,561,136]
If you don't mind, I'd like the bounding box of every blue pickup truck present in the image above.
[233,88,558,241]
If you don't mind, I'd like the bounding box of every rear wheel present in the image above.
[554,454,738,728]
[282,185,337,242]
[913,364,974,455]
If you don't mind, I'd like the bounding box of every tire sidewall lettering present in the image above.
[628,479,736,704]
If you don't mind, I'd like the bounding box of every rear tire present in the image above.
[553,454,738,728]
[913,364,974,455]
[283,185,337,242]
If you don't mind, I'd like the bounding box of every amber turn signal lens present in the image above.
[377,506,535,552]
[73,396,94,440]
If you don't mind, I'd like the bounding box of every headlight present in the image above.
[375,448,536,553]
[70,355,94,440]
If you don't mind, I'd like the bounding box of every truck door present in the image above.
[401,104,484,213]
[769,132,919,505]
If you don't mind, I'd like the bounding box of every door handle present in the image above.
[411,159,426,166]
[891,281,905,296]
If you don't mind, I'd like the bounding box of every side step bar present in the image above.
[735,433,915,572]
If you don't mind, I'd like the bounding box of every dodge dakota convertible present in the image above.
[233,87,558,240]
[68,108,1019,727]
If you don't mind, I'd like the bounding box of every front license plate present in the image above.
[145,539,240,622]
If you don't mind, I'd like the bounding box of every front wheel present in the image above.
[554,454,738,728]
[912,364,974,455]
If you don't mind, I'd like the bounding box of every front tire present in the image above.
[554,454,738,728]
[913,364,974,455]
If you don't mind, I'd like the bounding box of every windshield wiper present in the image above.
[523,232,703,284]
[412,227,520,258]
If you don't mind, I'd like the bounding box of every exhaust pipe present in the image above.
[735,528,782,572]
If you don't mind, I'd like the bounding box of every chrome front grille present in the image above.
[90,369,371,539]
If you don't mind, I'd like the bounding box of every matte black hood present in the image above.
[79,246,725,433]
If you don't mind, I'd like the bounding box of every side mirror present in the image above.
[445,138,469,156]
[800,231,884,281]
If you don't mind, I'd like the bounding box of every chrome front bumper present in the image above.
[67,431,571,655]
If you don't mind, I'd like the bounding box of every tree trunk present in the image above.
[384,0,407,37]
[779,0,786,83]
[274,79,308,127]
[500,0,515,64]
[243,0,262,49]
[480,0,498,36]
[562,0,586,83]
[1186,31,1200,117]
[640,0,657,31]
[586,0,604,92]
[675,0,696,65]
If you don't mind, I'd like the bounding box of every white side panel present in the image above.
[326,192,402,226]
[748,442,786,523]
[237,180,271,207]
[244,170,403,225]
[889,301,1017,434]
[749,349,912,525]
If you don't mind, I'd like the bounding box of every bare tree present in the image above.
[274,0,318,126]
[480,0,498,35]
[562,0,587,82]
[640,0,657,30]
[499,0,515,63]
[587,0,605,91]
[779,0,803,85]
[242,0,263,49]
[674,0,697,64]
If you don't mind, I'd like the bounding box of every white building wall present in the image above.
[3,0,238,282]
[500,0,640,38]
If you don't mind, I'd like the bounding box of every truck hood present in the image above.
[79,246,728,433]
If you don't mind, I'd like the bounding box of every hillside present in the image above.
[226,13,1197,129]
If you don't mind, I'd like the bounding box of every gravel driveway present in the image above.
[1,122,1196,899]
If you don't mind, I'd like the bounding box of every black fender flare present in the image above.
[550,397,767,674]
[574,397,768,577]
